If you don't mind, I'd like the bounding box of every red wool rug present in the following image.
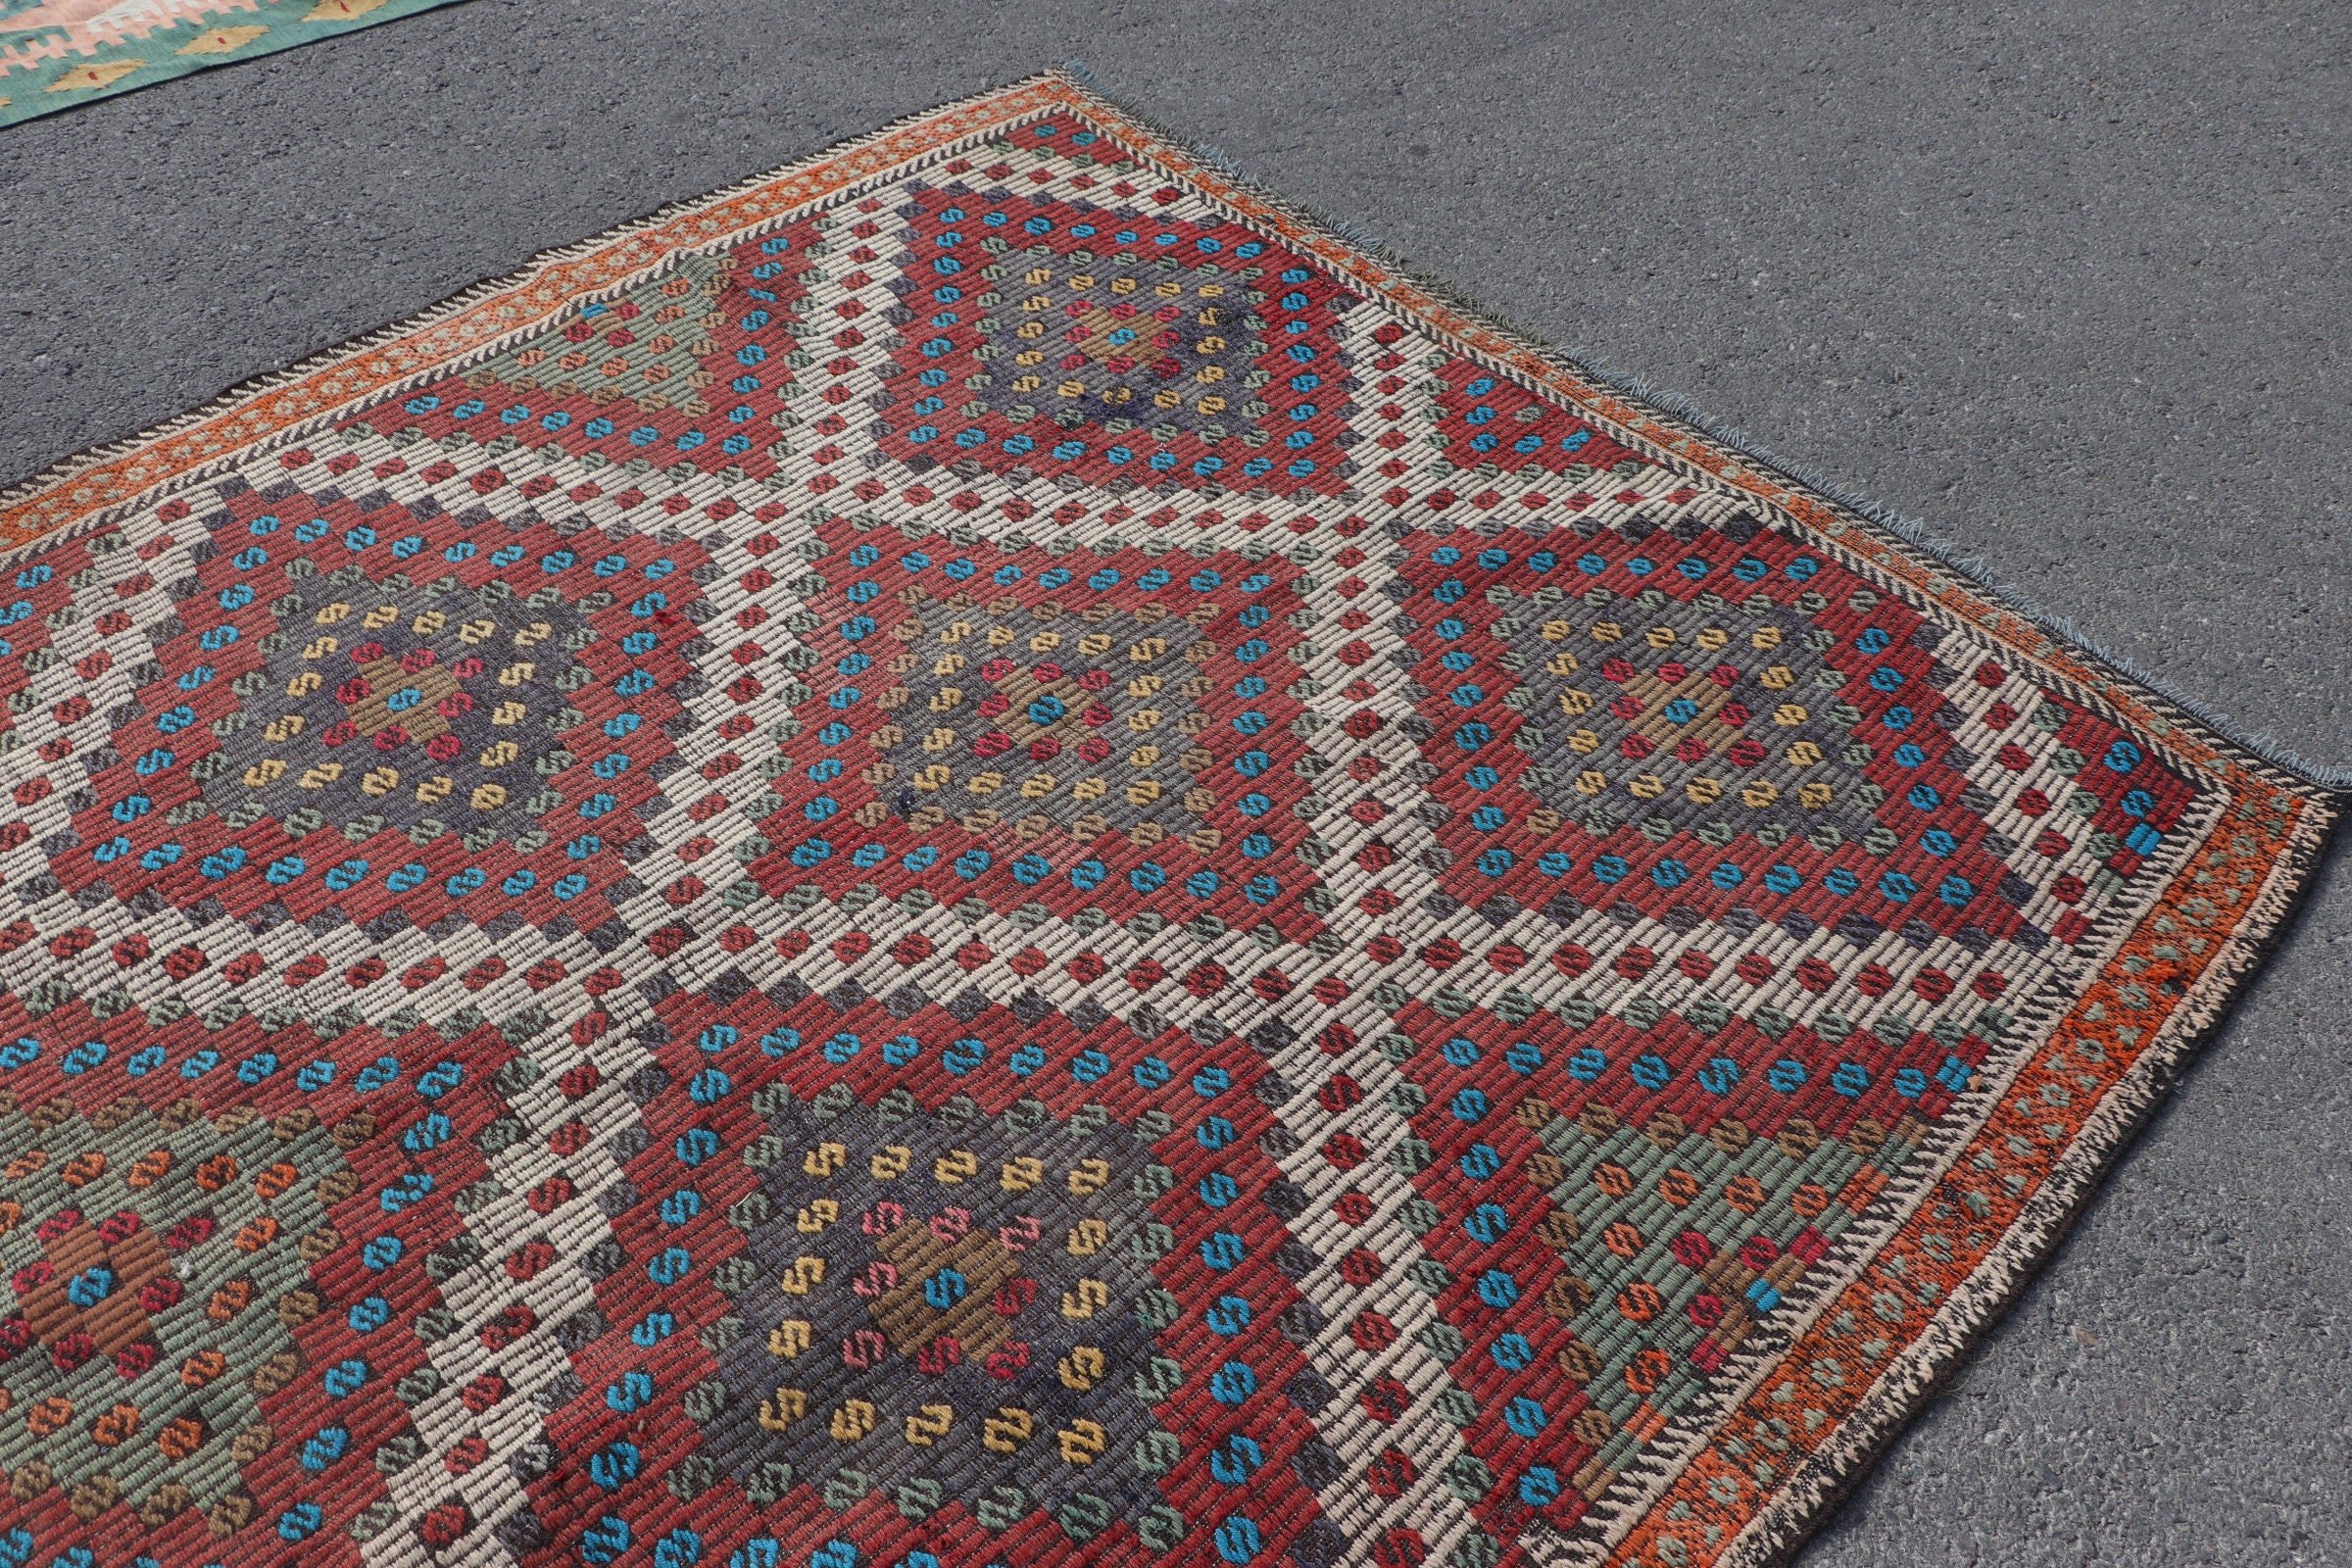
[0,70,2336,1568]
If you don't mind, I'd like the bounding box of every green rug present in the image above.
[0,0,465,128]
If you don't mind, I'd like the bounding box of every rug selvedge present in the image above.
[0,70,2335,1568]
[0,0,468,130]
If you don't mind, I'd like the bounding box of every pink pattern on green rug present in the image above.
[0,0,466,127]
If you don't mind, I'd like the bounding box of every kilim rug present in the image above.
[0,0,465,128]
[0,68,2338,1568]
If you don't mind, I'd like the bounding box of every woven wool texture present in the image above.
[0,0,466,128]
[0,72,2335,1568]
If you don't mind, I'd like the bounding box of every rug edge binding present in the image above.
[0,65,2340,1567]
[1051,60,2351,801]
[0,0,469,132]
[1044,65,2352,1566]
[1709,787,2341,1568]
[1036,66,2349,1564]
[4,61,2344,801]
[0,71,1071,515]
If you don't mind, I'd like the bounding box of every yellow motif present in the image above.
[46,61,142,93]
[981,1408,1034,1453]
[1057,1420,1107,1464]
[757,1388,807,1431]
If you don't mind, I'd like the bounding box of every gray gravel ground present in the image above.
[2,3,2346,1562]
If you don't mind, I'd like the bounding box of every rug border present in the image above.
[1014,67,2345,1568]
[1,63,2340,803]
[0,65,2339,1568]
[0,73,1072,534]
[0,0,471,130]
[1708,791,2339,1568]
[1041,62,2349,802]
[1011,68,2345,1566]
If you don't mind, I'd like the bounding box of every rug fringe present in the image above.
[0,63,2337,1568]
[1695,796,2341,1568]
[1046,63,2352,797]
[0,73,1077,522]
[7,58,2345,803]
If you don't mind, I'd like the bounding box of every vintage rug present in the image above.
[0,0,464,128]
[0,70,2336,1568]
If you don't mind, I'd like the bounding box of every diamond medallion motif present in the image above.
[0,72,2329,1568]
